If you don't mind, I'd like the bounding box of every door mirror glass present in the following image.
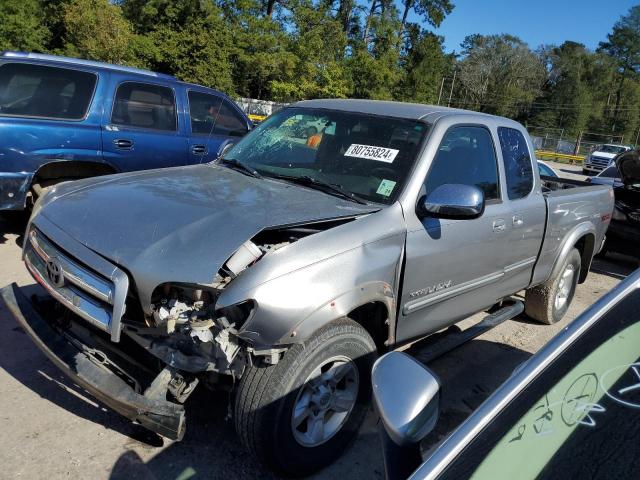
[372,351,440,446]
[417,183,485,220]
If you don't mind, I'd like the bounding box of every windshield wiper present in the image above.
[220,158,262,179]
[265,174,368,205]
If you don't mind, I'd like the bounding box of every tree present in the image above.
[0,0,50,52]
[271,1,351,100]
[530,42,594,136]
[228,4,297,99]
[120,0,238,92]
[399,0,453,32]
[397,26,451,104]
[457,34,545,118]
[349,3,403,99]
[598,6,640,133]
[62,0,146,66]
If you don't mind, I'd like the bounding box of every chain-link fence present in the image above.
[529,127,633,161]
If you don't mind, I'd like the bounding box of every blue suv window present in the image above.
[0,63,96,120]
[214,100,249,137]
[111,82,176,131]
[187,91,222,135]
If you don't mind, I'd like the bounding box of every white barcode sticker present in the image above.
[344,144,399,163]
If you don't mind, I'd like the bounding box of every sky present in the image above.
[430,0,638,53]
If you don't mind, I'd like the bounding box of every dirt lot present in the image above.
[0,162,637,480]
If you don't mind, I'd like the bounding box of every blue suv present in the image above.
[0,52,252,211]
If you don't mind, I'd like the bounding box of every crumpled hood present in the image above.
[38,164,377,306]
[615,150,640,188]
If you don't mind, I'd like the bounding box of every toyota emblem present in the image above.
[45,257,65,288]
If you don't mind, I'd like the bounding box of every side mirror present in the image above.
[372,351,440,446]
[417,184,485,220]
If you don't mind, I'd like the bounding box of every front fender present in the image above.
[222,230,405,348]
[285,280,396,345]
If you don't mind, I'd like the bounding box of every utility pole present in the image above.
[447,69,457,108]
[437,76,445,106]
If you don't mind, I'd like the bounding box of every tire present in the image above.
[525,248,581,325]
[234,318,377,476]
[582,168,589,175]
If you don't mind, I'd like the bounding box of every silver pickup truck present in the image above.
[1,100,613,476]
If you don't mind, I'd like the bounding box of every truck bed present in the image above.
[531,175,614,287]
[540,175,593,193]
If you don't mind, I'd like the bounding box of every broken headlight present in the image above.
[149,283,254,335]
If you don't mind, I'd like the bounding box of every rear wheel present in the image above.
[234,318,377,476]
[525,248,581,325]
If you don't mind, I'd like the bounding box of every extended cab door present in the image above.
[185,89,249,163]
[396,124,512,344]
[494,126,546,298]
[101,78,188,171]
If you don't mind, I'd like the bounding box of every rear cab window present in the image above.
[0,62,97,120]
[111,81,177,131]
[498,127,534,200]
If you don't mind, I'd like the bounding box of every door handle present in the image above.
[513,214,524,227]
[113,139,133,150]
[492,219,506,232]
[191,144,207,155]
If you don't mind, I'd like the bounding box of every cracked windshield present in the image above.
[222,107,428,204]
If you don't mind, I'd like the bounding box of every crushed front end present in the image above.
[10,217,260,440]
[9,214,311,440]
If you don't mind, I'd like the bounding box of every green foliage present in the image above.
[397,26,451,103]
[0,0,638,143]
[0,0,50,52]
[599,5,640,75]
[457,34,546,118]
[530,42,594,136]
[62,0,143,66]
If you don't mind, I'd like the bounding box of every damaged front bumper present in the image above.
[0,283,186,440]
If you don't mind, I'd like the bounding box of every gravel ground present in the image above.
[0,162,637,480]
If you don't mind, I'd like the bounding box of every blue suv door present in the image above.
[185,88,250,163]
[101,78,188,171]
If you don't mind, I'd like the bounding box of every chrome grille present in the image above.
[589,155,610,169]
[24,226,129,342]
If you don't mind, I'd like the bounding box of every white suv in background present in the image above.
[583,143,631,174]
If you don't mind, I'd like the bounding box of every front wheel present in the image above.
[525,248,581,325]
[234,318,377,476]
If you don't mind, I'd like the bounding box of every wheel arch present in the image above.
[284,282,396,352]
[32,159,119,186]
[549,222,597,285]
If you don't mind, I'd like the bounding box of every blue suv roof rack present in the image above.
[1,52,176,80]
